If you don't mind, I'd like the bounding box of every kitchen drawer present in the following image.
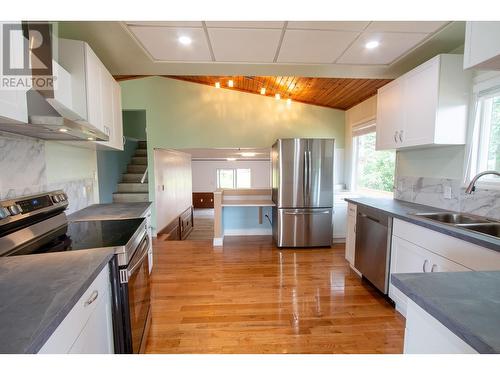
[39,264,111,353]
[392,218,500,271]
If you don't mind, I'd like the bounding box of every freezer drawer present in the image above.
[272,207,333,248]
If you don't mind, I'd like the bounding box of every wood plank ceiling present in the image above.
[115,75,392,110]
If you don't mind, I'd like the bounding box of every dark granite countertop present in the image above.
[0,249,114,353]
[344,197,500,252]
[68,202,152,221]
[391,272,500,353]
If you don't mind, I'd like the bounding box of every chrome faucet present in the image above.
[465,170,500,194]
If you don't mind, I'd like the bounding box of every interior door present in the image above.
[277,139,308,208]
[306,139,334,208]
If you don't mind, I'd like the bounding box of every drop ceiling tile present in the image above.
[277,29,359,63]
[208,28,283,62]
[287,21,370,31]
[205,21,285,29]
[128,26,212,61]
[366,21,448,33]
[337,32,429,65]
[125,21,203,27]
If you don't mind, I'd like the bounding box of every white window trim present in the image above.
[463,72,500,190]
[350,120,393,197]
[216,168,252,189]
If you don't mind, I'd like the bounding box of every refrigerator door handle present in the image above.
[303,150,308,202]
[284,210,331,215]
[308,150,312,200]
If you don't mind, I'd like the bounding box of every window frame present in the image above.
[465,73,500,189]
[351,120,395,197]
[216,168,252,189]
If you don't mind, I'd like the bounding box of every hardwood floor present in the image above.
[145,236,405,354]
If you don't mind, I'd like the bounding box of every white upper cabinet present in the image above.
[58,38,123,150]
[375,79,404,150]
[376,54,472,150]
[464,21,500,70]
[0,21,28,124]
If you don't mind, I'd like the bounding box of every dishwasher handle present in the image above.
[359,212,380,223]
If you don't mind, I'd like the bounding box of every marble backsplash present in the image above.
[0,131,95,214]
[395,176,500,220]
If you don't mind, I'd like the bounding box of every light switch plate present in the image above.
[444,186,452,199]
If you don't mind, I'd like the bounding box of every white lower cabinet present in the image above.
[389,235,470,316]
[345,203,359,273]
[38,264,114,354]
[404,299,477,354]
[389,218,500,317]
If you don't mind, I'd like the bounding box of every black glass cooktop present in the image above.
[11,218,145,256]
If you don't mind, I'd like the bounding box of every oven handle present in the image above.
[127,235,150,277]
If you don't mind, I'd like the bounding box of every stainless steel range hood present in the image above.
[0,22,108,141]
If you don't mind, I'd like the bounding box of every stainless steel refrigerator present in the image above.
[271,138,334,247]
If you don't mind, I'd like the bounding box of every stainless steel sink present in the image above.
[456,223,500,239]
[412,211,500,239]
[412,212,491,225]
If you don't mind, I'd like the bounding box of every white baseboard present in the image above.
[350,264,362,277]
[223,228,272,236]
[213,237,223,246]
[332,237,346,244]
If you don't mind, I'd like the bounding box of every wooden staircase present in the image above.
[113,141,149,203]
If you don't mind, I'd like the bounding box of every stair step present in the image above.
[117,183,149,193]
[137,141,147,149]
[131,157,148,165]
[112,192,149,203]
[135,149,147,156]
[127,164,147,173]
[122,173,147,183]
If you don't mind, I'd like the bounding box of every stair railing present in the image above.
[140,167,148,184]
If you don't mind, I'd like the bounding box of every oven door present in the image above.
[123,233,151,353]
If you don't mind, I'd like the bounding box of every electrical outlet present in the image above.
[444,186,452,199]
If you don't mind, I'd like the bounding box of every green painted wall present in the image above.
[120,76,345,231]
[123,110,147,140]
[97,138,138,203]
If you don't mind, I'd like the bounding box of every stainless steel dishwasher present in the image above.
[354,206,392,294]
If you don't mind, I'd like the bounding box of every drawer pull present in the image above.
[431,264,437,272]
[84,290,99,307]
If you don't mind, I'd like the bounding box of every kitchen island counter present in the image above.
[392,271,500,354]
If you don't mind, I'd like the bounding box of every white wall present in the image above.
[191,160,271,192]
[154,149,192,232]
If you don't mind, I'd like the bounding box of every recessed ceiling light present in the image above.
[275,93,281,101]
[87,137,95,141]
[58,128,68,132]
[178,36,192,46]
[365,40,380,49]
[215,82,221,89]
[228,80,234,88]
[226,157,236,161]
[260,88,266,95]
[241,152,256,157]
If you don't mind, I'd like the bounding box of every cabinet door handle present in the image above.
[399,130,404,143]
[394,131,398,143]
[431,264,437,272]
[422,259,429,272]
[84,290,99,307]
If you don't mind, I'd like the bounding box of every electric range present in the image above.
[0,191,151,354]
